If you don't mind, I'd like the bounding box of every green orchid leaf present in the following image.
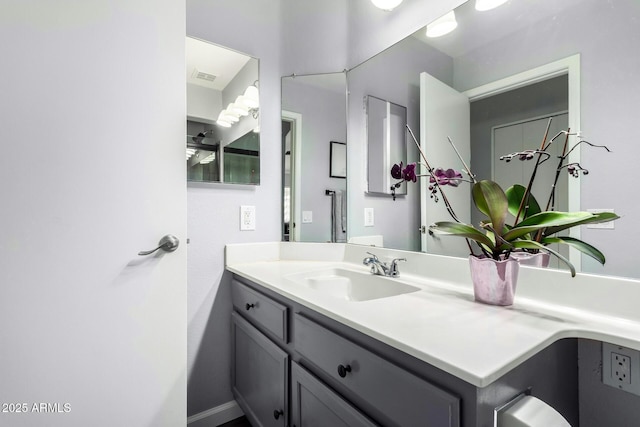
[472,180,508,238]
[429,221,495,250]
[544,211,620,236]
[506,184,541,219]
[542,236,606,265]
[510,240,576,277]
[503,211,595,241]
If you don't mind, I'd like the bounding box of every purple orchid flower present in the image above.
[429,167,462,187]
[391,162,403,180]
[402,162,418,183]
[390,162,418,183]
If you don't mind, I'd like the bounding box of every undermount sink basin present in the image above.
[285,268,420,302]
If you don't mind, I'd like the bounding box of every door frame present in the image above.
[282,110,302,242]
[464,54,582,271]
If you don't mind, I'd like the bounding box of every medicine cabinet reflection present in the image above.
[366,95,407,195]
[186,36,260,185]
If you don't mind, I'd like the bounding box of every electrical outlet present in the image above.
[603,343,640,395]
[612,353,631,384]
[240,205,256,231]
[302,211,313,223]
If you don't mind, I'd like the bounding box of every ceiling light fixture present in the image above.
[371,0,403,11]
[426,11,458,38]
[475,0,508,11]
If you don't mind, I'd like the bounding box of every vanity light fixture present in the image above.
[475,0,508,11]
[426,10,458,38]
[229,102,249,116]
[216,111,233,128]
[241,84,259,109]
[199,153,216,164]
[221,110,240,123]
[371,0,403,11]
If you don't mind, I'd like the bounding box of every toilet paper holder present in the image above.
[494,389,532,427]
[494,388,571,427]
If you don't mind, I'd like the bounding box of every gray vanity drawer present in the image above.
[232,280,288,342]
[294,313,460,427]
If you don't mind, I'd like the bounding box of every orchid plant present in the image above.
[391,121,619,276]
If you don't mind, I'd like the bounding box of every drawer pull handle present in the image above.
[337,364,352,378]
[245,303,255,311]
[273,409,283,420]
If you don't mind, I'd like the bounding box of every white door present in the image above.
[419,72,471,256]
[0,3,186,427]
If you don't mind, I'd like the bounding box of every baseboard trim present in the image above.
[187,401,244,427]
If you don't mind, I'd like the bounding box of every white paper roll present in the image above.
[498,395,571,427]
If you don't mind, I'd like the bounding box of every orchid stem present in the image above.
[406,125,474,255]
[446,136,476,184]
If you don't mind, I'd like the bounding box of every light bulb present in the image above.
[426,11,457,38]
[241,85,259,109]
[216,111,233,127]
[371,0,403,11]
[229,102,249,116]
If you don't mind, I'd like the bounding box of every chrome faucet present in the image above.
[363,252,406,277]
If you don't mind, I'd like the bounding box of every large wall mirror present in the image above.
[281,72,347,243]
[346,0,640,280]
[186,36,260,185]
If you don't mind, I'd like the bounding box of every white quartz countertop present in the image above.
[225,242,640,388]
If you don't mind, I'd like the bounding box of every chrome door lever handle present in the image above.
[138,234,179,256]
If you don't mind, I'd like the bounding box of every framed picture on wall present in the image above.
[330,141,346,178]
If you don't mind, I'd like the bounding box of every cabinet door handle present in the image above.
[273,409,283,420]
[337,364,352,378]
[245,303,255,311]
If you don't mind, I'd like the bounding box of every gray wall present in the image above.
[186,0,286,417]
[282,78,347,243]
[348,35,453,251]
[579,339,640,427]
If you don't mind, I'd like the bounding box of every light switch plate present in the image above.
[587,209,615,229]
[364,208,374,227]
[302,211,313,223]
[240,205,256,231]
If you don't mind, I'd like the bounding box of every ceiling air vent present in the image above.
[192,69,217,82]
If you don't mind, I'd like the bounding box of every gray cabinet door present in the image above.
[291,362,379,427]
[232,312,288,427]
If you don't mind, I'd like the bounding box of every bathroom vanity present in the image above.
[226,242,640,427]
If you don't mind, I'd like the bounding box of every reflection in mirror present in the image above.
[281,72,347,243]
[347,0,640,279]
[366,96,407,196]
[186,36,260,184]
